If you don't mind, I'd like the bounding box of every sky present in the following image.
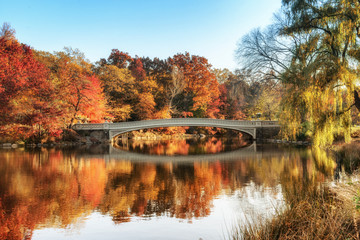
[0,0,282,70]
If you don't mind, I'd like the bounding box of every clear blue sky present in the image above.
[0,0,282,70]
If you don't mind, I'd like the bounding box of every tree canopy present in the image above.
[0,22,283,143]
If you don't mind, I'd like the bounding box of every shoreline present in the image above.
[0,136,313,149]
[0,133,222,149]
[231,140,360,239]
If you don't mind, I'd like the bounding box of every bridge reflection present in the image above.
[73,142,292,163]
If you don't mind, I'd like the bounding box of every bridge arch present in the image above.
[109,125,255,140]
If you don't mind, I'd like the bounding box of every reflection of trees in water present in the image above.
[115,137,250,155]
[280,148,336,206]
[0,147,335,239]
[0,149,107,240]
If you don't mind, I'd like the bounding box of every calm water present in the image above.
[0,139,335,240]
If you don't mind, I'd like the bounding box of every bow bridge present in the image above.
[73,118,280,143]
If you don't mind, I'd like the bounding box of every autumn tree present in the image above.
[106,49,133,69]
[97,53,159,120]
[130,57,157,119]
[95,64,136,121]
[169,53,220,118]
[168,66,185,115]
[213,68,232,84]
[254,78,281,120]
[0,22,15,41]
[141,57,173,112]
[225,69,251,119]
[36,48,108,127]
[98,51,233,122]
[0,23,63,142]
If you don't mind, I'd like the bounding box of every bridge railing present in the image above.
[108,118,260,127]
[259,121,279,126]
[72,123,106,130]
[72,119,279,130]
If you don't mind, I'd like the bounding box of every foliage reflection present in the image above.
[115,137,250,155]
[0,145,335,240]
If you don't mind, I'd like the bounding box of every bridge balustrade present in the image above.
[73,119,279,130]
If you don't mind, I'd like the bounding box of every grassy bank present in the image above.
[230,142,360,240]
[231,185,359,239]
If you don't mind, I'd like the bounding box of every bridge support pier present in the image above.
[75,130,111,144]
[256,127,280,140]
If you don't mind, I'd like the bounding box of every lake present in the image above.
[0,138,335,240]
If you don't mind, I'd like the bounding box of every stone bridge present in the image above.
[73,118,280,143]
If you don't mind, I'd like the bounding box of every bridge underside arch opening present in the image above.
[110,125,255,141]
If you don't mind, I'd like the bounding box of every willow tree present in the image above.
[281,0,360,146]
[238,0,360,146]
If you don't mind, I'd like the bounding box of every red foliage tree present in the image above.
[169,53,220,118]
[0,34,63,141]
[107,49,133,69]
[129,57,146,81]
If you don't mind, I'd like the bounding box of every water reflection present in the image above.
[115,137,250,155]
[0,143,336,240]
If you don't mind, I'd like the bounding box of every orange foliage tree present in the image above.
[0,26,63,142]
[169,53,221,118]
[98,51,226,122]
[36,48,108,127]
